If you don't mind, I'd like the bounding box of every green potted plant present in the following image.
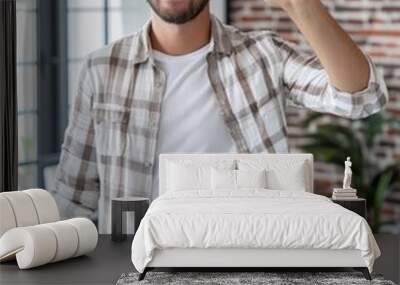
[300,112,400,233]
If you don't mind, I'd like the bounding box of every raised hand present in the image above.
[262,0,371,93]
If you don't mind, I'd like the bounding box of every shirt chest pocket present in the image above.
[92,107,131,157]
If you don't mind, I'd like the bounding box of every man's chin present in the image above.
[148,0,209,25]
[156,13,194,25]
[157,9,192,23]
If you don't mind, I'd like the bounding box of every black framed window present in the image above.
[16,0,38,189]
[1,0,18,192]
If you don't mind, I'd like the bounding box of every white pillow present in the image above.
[211,168,236,190]
[165,160,236,192]
[211,168,268,190]
[238,159,307,191]
[236,169,268,189]
[167,162,210,191]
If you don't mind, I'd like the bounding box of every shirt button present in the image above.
[250,103,258,113]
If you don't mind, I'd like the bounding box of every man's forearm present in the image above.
[273,0,370,93]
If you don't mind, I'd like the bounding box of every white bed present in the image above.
[131,153,380,280]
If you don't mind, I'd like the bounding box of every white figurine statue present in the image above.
[342,157,353,189]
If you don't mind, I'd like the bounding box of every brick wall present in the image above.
[229,0,400,232]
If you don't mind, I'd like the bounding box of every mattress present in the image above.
[131,189,380,273]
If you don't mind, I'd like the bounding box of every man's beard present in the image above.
[147,0,210,24]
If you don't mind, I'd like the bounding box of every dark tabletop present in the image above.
[0,235,134,285]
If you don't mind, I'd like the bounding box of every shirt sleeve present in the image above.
[51,55,100,221]
[271,34,389,119]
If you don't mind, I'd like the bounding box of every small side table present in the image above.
[111,197,150,242]
[331,198,367,219]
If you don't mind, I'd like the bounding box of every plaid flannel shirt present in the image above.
[52,15,388,233]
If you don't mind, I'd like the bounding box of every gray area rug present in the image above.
[116,272,396,285]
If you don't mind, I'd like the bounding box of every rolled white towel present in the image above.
[64,218,98,257]
[0,189,60,238]
[0,191,40,227]
[0,225,57,268]
[41,221,79,262]
[24,189,60,224]
[0,196,17,237]
[0,218,98,269]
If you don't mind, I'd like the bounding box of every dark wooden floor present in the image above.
[0,235,134,285]
[1,234,398,284]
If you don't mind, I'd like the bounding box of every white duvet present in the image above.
[131,189,380,273]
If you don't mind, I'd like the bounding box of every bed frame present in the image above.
[138,153,371,281]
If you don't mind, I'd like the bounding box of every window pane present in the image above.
[18,114,37,163]
[43,165,58,191]
[68,0,104,9]
[210,1,227,22]
[108,7,151,42]
[16,0,37,11]
[18,165,38,190]
[108,10,124,41]
[108,0,123,8]
[16,0,38,189]
[17,65,37,111]
[108,0,151,42]
[68,11,105,59]
[16,9,37,63]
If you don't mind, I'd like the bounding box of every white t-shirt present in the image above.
[151,41,238,198]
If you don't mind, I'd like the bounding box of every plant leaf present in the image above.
[372,172,394,232]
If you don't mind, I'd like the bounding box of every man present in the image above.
[52,0,388,234]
